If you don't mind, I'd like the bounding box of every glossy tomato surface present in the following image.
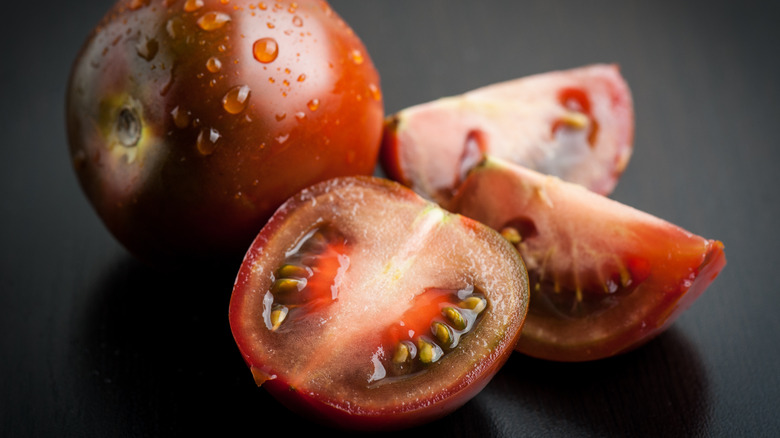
[381,64,633,204]
[229,176,529,430]
[66,0,383,266]
[446,157,726,362]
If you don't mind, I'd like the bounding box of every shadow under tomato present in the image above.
[471,328,712,437]
[77,254,323,435]
[77,255,497,436]
[77,254,709,437]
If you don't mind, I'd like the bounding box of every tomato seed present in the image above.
[417,337,443,364]
[432,322,454,348]
[269,304,288,331]
[459,296,486,314]
[442,307,467,331]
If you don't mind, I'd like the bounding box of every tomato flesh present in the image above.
[229,176,529,430]
[381,64,633,204]
[446,157,726,362]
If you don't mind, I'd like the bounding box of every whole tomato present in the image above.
[66,0,384,266]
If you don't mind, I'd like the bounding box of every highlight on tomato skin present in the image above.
[381,64,634,204]
[445,156,726,362]
[228,176,530,431]
[66,0,384,267]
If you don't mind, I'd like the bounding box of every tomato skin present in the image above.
[66,0,383,266]
[446,157,726,362]
[381,64,633,204]
[229,176,529,430]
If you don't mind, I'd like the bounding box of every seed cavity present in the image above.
[381,287,488,381]
[263,224,349,332]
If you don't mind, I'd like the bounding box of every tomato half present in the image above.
[381,64,633,203]
[446,157,726,362]
[229,176,529,430]
[66,0,383,266]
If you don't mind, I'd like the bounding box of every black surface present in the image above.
[2,0,779,436]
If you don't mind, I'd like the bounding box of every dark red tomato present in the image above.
[229,176,529,430]
[66,0,383,266]
[381,64,633,204]
[446,157,726,362]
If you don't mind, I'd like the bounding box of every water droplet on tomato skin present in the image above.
[183,0,204,12]
[292,15,303,27]
[170,105,191,129]
[196,127,221,155]
[197,11,231,31]
[253,37,279,63]
[222,85,251,114]
[350,49,364,65]
[307,98,319,111]
[206,56,222,73]
[368,83,382,101]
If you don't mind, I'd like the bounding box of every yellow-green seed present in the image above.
[276,263,310,279]
[393,341,414,363]
[442,307,467,330]
[272,278,304,294]
[417,338,442,364]
[460,296,487,314]
[432,322,453,347]
[270,305,288,331]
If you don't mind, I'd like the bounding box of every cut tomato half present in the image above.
[229,176,529,430]
[446,157,726,362]
[381,64,634,203]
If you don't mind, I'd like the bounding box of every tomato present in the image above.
[446,157,726,362]
[228,176,529,430]
[66,0,383,266]
[381,64,633,204]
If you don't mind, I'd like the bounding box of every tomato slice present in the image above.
[229,176,529,430]
[381,64,634,204]
[446,157,726,362]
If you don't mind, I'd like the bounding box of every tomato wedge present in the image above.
[446,157,726,362]
[229,176,529,430]
[381,64,634,203]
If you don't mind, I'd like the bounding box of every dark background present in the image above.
[2,0,779,436]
